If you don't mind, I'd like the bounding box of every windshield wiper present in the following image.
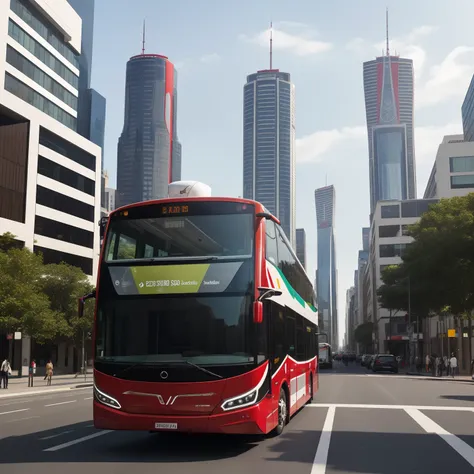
[184,360,223,379]
[112,361,158,378]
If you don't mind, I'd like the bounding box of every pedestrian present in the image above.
[1,358,12,389]
[449,353,458,378]
[425,354,430,373]
[45,359,53,386]
[28,359,36,387]
[443,356,448,376]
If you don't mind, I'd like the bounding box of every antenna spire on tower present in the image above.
[270,21,273,69]
[142,19,146,55]
[385,7,390,56]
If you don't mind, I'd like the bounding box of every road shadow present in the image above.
[0,420,259,463]
[439,395,474,402]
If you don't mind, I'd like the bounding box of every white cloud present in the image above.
[240,24,332,57]
[417,47,474,108]
[296,126,366,163]
[296,122,462,165]
[347,25,436,78]
[200,53,220,64]
[415,123,462,164]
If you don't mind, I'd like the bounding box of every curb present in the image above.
[75,383,93,389]
[405,372,474,382]
[0,385,92,400]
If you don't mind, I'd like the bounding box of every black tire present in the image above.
[272,388,288,436]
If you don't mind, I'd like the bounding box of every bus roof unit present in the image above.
[168,181,211,198]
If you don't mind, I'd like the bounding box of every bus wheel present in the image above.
[273,388,287,436]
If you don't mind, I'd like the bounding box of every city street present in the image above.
[1,364,474,473]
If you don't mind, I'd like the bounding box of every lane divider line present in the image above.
[309,403,474,412]
[0,408,30,416]
[44,400,77,408]
[84,397,93,400]
[44,430,112,452]
[311,406,336,474]
[40,430,75,440]
[405,408,474,469]
[4,415,40,423]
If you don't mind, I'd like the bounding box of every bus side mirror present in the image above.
[253,301,263,324]
[78,290,96,318]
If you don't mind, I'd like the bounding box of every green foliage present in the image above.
[354,322,373,346]
[0,233,94,344]
[377,194,474,318]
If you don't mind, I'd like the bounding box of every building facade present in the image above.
[367,199,438,355]
[346,286,356,351]
[315,185,338,347]
[295,228,306,269]
[424,134,474,199]
[0,0,102,372]
[363,53,415,214]
[117,53,181,207]
[462,75,474,143]
[243,69,296,244]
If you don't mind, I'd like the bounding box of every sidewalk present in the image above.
[401,369,473,382]
[0,373,93,398]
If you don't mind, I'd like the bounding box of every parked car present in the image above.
[372,354,398,373]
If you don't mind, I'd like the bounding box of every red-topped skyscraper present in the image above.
[363,10,416,215]
[117,24,181,207]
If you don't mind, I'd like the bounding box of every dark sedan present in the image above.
[372,354,398,373]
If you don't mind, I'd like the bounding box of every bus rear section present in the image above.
[92,192,319,435]
[319,343,333,369]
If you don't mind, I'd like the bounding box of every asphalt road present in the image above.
[1,362,474,473]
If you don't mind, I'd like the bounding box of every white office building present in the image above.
[367,199,438,355]
[424,134,474,199]
[0,0,101,373]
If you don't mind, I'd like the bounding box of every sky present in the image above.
[91,0,474,346]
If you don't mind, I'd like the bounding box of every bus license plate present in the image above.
[155,422,177,430]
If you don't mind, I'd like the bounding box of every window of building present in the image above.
[39,128,96,171]
[36,185,94,222]
[401,200,437,218]
[450,175,474,189]
[381,204,399,218]
[4,73,76,130]
[378,225,400,238]
[6,46,78,110]
[449,156,474,173]
[379,243,409,258]
[34,215,94,248]
[401,225,411,236]
[8,20,79,89]
[38,156,94,196]
[10,0,79,68]
[34,245,92,275]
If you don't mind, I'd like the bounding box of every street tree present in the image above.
[0,246,59,343]
[39,262,95,346]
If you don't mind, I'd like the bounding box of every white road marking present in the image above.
[0,392,88,407]
[311,406,336,474]
[0,408,30,416]
[40,430,74,440]
[4,415,40,423]
[309,403,474,412]
[44,400,76,407]
[0,386,91,400]
[84,397,93,400]
[405,408,474,468]
[44,430,112,451]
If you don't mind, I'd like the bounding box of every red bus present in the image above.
[84,182,319,436]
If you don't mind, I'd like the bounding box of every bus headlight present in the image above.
[94,384,121,410]
[220,365,269,412]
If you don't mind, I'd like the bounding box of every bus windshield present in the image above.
[104,203,254,262]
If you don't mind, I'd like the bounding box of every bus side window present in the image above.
[265,220,278,265]
[286,315,296,357]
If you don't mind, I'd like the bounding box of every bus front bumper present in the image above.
[94,399,275,435]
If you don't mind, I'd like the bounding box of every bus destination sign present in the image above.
[162,205,189,215]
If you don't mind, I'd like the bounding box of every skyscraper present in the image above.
[363,11,415,214]
[295,228,306,270]
[117,37,181,207]
[315,185,338,347]
[242,26,296,245]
